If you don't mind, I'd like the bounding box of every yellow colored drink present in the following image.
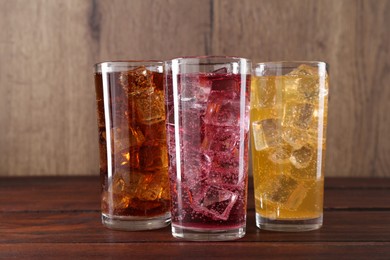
[251,62,328,231]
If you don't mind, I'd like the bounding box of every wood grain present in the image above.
[0,176,389,259]
[212,0,390,177]
[0,0,389,176]
[0,0,211,176]
[1,211,390,244]
[1,243,389,259]
[0,0,98,176]
[97,0,212,60]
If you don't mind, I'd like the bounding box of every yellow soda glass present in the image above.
[250,62,329,231]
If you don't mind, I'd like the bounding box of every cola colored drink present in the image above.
[94,62,170,231]
[165,57,251,241]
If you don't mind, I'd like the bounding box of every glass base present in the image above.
[102,212,171,231]
[256,213,322,232]
[171,224,245,241]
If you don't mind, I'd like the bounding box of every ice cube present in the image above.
[178,74,212,103]
[139,144,168,171]
[201,125,239,153]
[134,90,165,124]
[307,106,328,135]
[110,125,142,159]
[113,194,131,210]
[211,77,239,93]
[199,185,238,220]
[159,184,171,201]
[282,101,315,129]
[290,144,314,169]
[213,67,228,74]
[181,149,209,183]
[136,174,157,201]
[136,170,169,201]
[117,149,140,169]
[111,125,145,151]
[140,121,166,146]
[204,93,240,126]
[250,107,284,124]
[208,150,240,186]
[187,178,209,206]
[116,170,142,194]
[251,76,279,108]
[213,64,238,74]
[120,66,155,96]
[195,81,212,103]
[252,119,281,151]
[268,146,291,164]
[110,172,126,194]
[284,64,321,101]
[288,64,317,76]
[111,126,141,169]
[108,170,143,209]
[261,173,307,210]
[282,127,308,149]
[152,72,164,91]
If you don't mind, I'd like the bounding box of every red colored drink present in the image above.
[165,59,251,241]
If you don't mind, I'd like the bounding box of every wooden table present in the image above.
[0,177,389,259]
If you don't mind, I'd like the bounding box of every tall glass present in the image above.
[94,61,170,231]
[251,61,329,231]
[164,56,251,241]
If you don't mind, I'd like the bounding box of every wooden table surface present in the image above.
[0,177,389,259]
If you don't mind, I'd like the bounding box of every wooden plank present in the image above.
[97,0,212,61]
[0,177,100,211]
[1,211,389,243]
[0,0,211,176]
[1,242,389,259]
[324,189,390,209]
[0,177,388,257]
[324,177,390,189]
[212,0,390,177]
[0,0,100,177]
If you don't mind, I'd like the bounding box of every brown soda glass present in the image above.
[94,61,170,230]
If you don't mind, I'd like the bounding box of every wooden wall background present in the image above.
[0,0,389,177]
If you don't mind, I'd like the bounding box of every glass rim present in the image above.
[165,55,251,65]
[94,60,163,72]
[254,61,328,69]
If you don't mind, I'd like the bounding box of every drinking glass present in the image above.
[251,61,329,231]
[164,56,251,240]
[94,61,170,230]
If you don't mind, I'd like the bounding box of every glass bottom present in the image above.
[102,212,171,231]
[256,213,322,232]
[171,224,245,241]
